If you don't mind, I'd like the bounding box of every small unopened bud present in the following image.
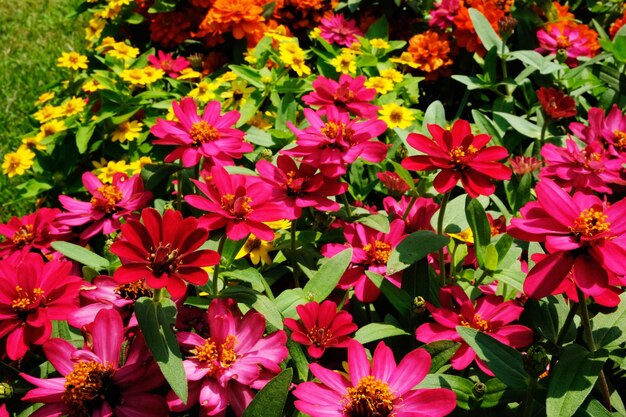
[413,296,426,314]
[472,382,486,397]
[0,382,13,399]
[188,53,204,71]
[556,49,569,64]
[524,344,549,378]
[396,143,408,161]
[257,148,273,162]
[498,16,518,39]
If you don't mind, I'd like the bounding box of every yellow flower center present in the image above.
[192,335,239,377]
[190,121,220,145]
[11,224,34,247]
[556,35,571,50]
[389,109,404,124]
[450,145,478,164]
[363,240,392,265]
[460,313,490,332]
[307,326,333,348]
[321,122,355,144]
[342,375,396,417]
[221,194,254,219]
[90,184,123,213]
[114,279,153,300]
[11,285,45,312]
[614,130,626,151]
[63,361,115,417]
[569,208,611,238]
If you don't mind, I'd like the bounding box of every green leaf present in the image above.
[526,295,576,344]
[423,340,461,373]
[140,163,182,191]
[481,378,516,409]
[303,248,353,302]
[135,298,187,403]
[221,287,283,330]
[229,65,265,88]
[419,374,475,410]
[421,100,446,135]
[75,123,96,154]
[494,112,541,139]
[51,241,110,270]
[365,271,412,316]
[387,231,450,275]
[221,267,265,292]
[465,196,491,269]
[483,244,499,272]
[573,398,616,417]
[286,338,309,381]
[365,15,388,39]
[592,292,626,349]
[472,110,503,146]
[274,288,306,319]
[547,345,608,417]
[355,213,390,233]
[469,8,506,54]
[241,368,292,417]
[354,322,410,344]
[457,326,529,390]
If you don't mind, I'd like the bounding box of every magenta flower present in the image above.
[429,0,460,30]
[110,208,220,298]
[186,165,289,241]
[0,207,69,259]
[402,119,511,197]
[256,155,348,219]
[284,106,388,178]
[570,105,626,157]
[536,23,599,67]
[508,179,626,300]
[319,13,363,47]
[151,98,252,167]
[321,219,405,302]
[57,172,152,240]
[148,50,190,78]
[21,309,168,417]
[0,253,84,360]
[293,339,457,417]
[383,195,439,233]
[284,300,358,358]
[416,285,533,375]
[302,74,379,118]
[168,298,288,417]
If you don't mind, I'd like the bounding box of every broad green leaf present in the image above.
[221,286,283,330]
[303,248,353,302]
[423,340,460,373]
[229,64,264,88]
[221,268,265,292]
[354,323,410,344]
[469,8,506,54]
[525,295,576,344]
[421,100,446,135]
[355,213,390,233]
[274,288,306,319]
[457,326,529,390]
[480,378,516,409]
[483,244,499,272]
[242,368,292,417]
[419,374,475,410]
[472,110,503,146]
[365,15,388,39]
[365,271,412,316]
[387,231,449,275]
[573,398,615,417]
[135,298,187,403]
[494,112,541,139]
[75,123,96,154]
[51,241,110,270]
[237,90,264,127]
[432,194,490,233]
[592,292,626,348]
[465,197,491,269]
[547,345,608,417]
[140,163,182,191]
[286,338,309,381]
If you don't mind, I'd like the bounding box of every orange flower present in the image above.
[199,0,267,45]
[610,10,626,39]
[407,30,453,74]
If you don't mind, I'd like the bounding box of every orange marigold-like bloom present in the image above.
[272,0,337,30]
[610,10,626,39]
[150,11,193,48]
[198,0,267,45]
[553,1,575,20]
[453,0,506,55]
[407,30,453,74]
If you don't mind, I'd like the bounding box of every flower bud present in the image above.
[0,382,13,399]
[524,344,549,378]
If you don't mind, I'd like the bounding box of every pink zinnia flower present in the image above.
[293,340,457,417]
[0,253,84,360]
[256,155,348,219]
[57,172,152,240]
[319,13,363,47]
[0,207,69,259]
[321,219,405,302]
[429,0,460,30]
[148,50,190,78]
[21,309,168,417]
[383,195,439,233]
[509,155,542,176]
[186,165,290,241]
[508,179,626,300]
[168,298,288,417]
[110,208,220,298]
[284,106,388,178]
[284,300,358,358]
[536,23,599,67]
[302,74,379,118]
[151,98,252,167]
[402,119,511,197]
[377,171,412,196]
[570,105,626,157]
[415,285,533,375]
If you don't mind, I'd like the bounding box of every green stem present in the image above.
[401,192,418,222]
[212,234,227,295]
[341,193,353,222]
[152,288,163,303]
[291,222,300,288]
[537,120,549,157]
[437,192,451,286]
[556,299,578,347]
[522,379,536,417]
[0,360,20,377]
[176,168,183,211]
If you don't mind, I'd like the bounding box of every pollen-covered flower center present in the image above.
[63,361,117,417]
[343,375,396,417]
[556,35,571,50]
[12,224,34,247]
[389,109,404,124]
[11,285,45,312]
[450,145,478,164]
[307,326,333,347]
[91,184,123,213]
[613,130,626,151]
[221,193,254,219]
[363,240,392,265]
[148,243,181,276]
[285,170,308,196]
[193,335,239,377]
[114,279,153,300]
[334,86,356,105]
[460,313,491,332]
[190,120,220,144]
[569,208,611,238]
[321,121,355,143]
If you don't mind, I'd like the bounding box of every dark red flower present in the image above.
[537,87,577,120]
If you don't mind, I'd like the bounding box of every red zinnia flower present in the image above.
[302,74,379,118]
[0,253,84,360]
[401,119,511,197]
[383,195,439,234]
[509,155,542,175]
[536,87,577,119]
[319,13,363,47]
[284,300,358,358]
[110,208,220,298]
[148,50,190,78]
[377,171,411,196]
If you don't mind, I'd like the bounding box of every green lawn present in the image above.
[0,0,86,221]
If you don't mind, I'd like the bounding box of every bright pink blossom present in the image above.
[570,105,626,157]
[536,23,599,67]
[110,208,220,298]
[284,300,358,358]
[415,285,533,375]
[293,340,457,417]
[402,119,511,197]
[148,50,190,78]
[508,179,626,300]
[319,13,363,47]
[168,298,288,416]
[302,74,379,118]
[429,0,460,30]
[284,106,388,178]
[21,309,168,417]
[57,172,152,240]
[151,98,252,167]
[0,208,69,259]
[383,195,439,233]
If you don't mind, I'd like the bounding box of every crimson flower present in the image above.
[293,340,457,417]
[302,74,379,118]
[415,285,533,375]
[508,179,626,300]
[536,87,577,119]
[168,298,288,417]
[402,119,511,197]
[21,309,168,417]
[185,165,289,241]
[319,13,363,47]
[110,208,220,298]
[509,155,542,176]
[148,50,190,78]
[57,172,152,240]
[570,104,626,157]
[284,106,388,178]
[256,155,348,219]
[151,98,252,167]
[0,207,69,259]
[376,171,411,196]
[383,195,439,233]
[0,253,84,360]
[284,300,358,358]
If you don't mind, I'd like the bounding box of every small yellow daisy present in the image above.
[34,91,55,106]
[379,103,415,129]
[380,68,404,83]
[370,38,390,49]
[330,49,358,75]
[57,52,89,70]
[62,97,87,117]
[364,76,394,94]
[111,120,143,143]
[2,147,35,178]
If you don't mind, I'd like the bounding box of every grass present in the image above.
[0,0,86,221]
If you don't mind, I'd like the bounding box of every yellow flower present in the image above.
[62,97,87,117]
[21,135,47,151]
[111,120,143,143]
[128,156,153,174]
[379,103,415,129]
[86,18,106,44]
[57,52,89,70]
[34,105,64,123]
[448,227,474,244]
[92,159,130,183]
[279,41,311,77]
[390,52,419,69]
[2,147,35,178]
[40,119,67,137]
[143,66,165,84]
[235,234,274,265]
[364,76,394,94]
[109,0,132,7]
[216,71,238,83]
[177,68,203,80]
[99,3,121,19]
[120,68,149,86]
[107,42,139,61]
[34,91,55,106]
[310,27,322,40]
[189,80,219,102]
[330,49,357,74]
[247,112,272,130]
[96,36,117,53]
[380,68,404,83]
[82,79,106,93]
[370,38,390,49]
[220,80,255,109]
[264,219,291,230]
